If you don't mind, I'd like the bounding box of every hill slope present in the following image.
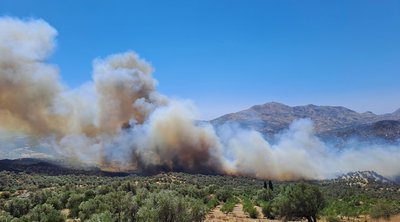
[211,102,400,141]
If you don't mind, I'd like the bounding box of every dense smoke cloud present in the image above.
[0,17,399,180]
[0,17,62,134]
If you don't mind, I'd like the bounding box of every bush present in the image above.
[4,198,31,217]
[66,193,84,218]
[370,201,398,219]
[0,211,14,222]
[216,188,232,202]
[206,196,219,209]
[274,183,325,222]
[242,198,259,219]
[261,202,275,219]
[78,197,109,220]
[248,207,259,219]
[27,203,65,222]
[87,211,113,222]
[256,189,273,202]
[136,190,206,222]
[46,194,62,210]
[221,197,238,214]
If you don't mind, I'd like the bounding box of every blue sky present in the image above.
[1,0,400,119]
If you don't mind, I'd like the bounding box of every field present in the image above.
[0,169,399,222]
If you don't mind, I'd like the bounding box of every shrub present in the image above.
[0,211,14,222]
[4,198,31,218]
[274,183,325,222]
[370,201,397,219]
[216,188,232,202]
[256,189,274,202]
[242,198,259,219]
[66,193,84,218]
[136,190,206,222]
[207,196,219,209]
[221,197,238,214]
[261,202,275,219]
[27,203,65,222]
[87,211,113,222]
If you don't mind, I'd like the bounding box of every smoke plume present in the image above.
[1,17,399,180]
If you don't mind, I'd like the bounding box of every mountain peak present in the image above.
[259,102,288,108]
[338,171,394,185]
[361,111,377,118]
[363,111,375,115]
[211,101,400,138]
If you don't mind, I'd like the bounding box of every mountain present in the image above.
[334,171,396,186]
[211,102,400,141]
[320,120,400,144]
[0,158,129,177]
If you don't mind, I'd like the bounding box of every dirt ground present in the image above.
[371,214,400,222]
[205,203,281,222]
[205,204,400,222]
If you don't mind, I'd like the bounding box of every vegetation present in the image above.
[220,197,238,214]
[273,183,325,222]
[0,170,399,221]
[242,198,259,219]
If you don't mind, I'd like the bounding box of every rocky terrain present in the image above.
[211,102,400,142]
[320,120,400,144]
[336,171,395,186]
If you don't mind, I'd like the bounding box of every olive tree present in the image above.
[274,183,325,222]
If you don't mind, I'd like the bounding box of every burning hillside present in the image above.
[1,17,400,181]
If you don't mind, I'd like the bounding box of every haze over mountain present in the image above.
[1,16,399,181]
[211,102,400,142]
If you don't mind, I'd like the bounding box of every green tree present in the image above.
[256,189,274,202]
[46,194,62,210]
[221,197,238,214]
[274,183,325,222]
[86,211,113,222]
[0,211,14,222]
[242,198,259,219]
[4,198,31,218]
[79,197,109,221]
[120,193,139,222]
[261,202,276,219]
[136,190,206,222]
[268,181,274,191]
[103,191,126,221]
[66,193,84,218]
[216,188,232,202]
[27,203,64,222]
[370,201,397,219]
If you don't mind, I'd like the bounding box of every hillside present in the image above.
[211,102,400,141]
[320,120,400,144]
[336,170,396,186]
[0,158,129,177]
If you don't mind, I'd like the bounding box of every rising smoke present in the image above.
[0,17,399,180]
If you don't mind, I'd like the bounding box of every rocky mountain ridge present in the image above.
[211,102,400,141]
[338,171,394,184]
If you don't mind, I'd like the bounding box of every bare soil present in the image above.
[205,203,278,222]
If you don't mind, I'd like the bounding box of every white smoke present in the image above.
[218,119,400,179]
[1,17,399,180]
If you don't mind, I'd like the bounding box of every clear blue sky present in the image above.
[1,0,400,119]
